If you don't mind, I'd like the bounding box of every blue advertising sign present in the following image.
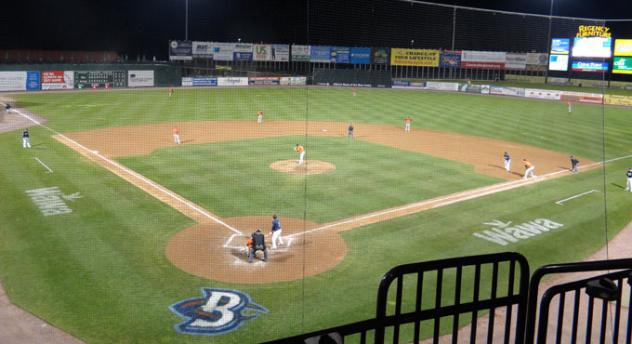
[233,52,253,62]
[440,51,461,68]
[332,47,350,64]
[26,71,40,91]
[350,47,371,64]
[192,77,218,86]
[551,38,570,55]
[571,61,608,72]
[310,46,332,63]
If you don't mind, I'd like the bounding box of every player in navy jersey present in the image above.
[270,214,284,249]
[22,129,31,148]
[626,168,632,192]
[503,152,511,172]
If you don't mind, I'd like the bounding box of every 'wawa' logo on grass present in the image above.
[473,219,564,246]
[25,186,82,216]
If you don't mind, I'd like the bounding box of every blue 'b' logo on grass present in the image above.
[170,288,268,335]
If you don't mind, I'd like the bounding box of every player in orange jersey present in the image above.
[404,116,412,132]
[295,144,305,165]
[172,127,181,144]
[256,111,264,124]
[522,158,536,179]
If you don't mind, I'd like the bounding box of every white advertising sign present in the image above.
[505,53,527,70]
[217,77,248,87]
[192,41,213,57]
[128,70,154,87]
[461,51,506,63]
[212,42,235,61]
[291,45,311,62]
[425,81,460,92]
[253,44,273,61]
[526,53,548,65]
[272,44,290,61]
[525,88,561,100]
[0,71,27,91]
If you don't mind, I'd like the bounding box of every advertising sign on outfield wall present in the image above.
[560,91,603,104]
[310,46,332,63]
[331,47,350,64]
[372,47,390,65]
[525,88,561,100]
[26,71,40,91]
[271,44,290,62]
[490,86,525,97]
[279,76,307,86]
[217,77,248,87]
[390,49,440,67]
[425,81,459,91]
[41,71,74,90]
[505,53,527,70]
[248,77,280,85]
[350,47,371,64]
[253,45,272,61]
[128,70,154,87]
[604,94,632,106]
[181,77,193,87]
[169,40,193,61]
[461,51,506,69]
[233,43,253,61]
[440,51,461,68]
[192,77,217,87]
[192,41,213,58]
[212,43,235,61]
[0,71,27,91]
[291,45,311,62]
[526,53,548,65]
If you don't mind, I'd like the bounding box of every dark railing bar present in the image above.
[611,277,623,344]
[434,268,444,344]
[571,289,580,344]
[452,266,463,344]
[555,292,565,344]
[598,299,608,344]
[414,271,423,344]
[470,263,481,343]
[487,261,499,344]
[585,295,595,344]
[394,276,403,343]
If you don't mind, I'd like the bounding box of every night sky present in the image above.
[1,0,631,60]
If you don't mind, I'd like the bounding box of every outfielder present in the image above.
[503,152,511,172]
[22,129,31,148]
[522,158,536,179]
[256,111,264,124]
[626,168,632,192]
[347,123,354,138]
[295,144,305,165]
[567,101,572,113]
[404,116,412,132]
[270,214,284,249]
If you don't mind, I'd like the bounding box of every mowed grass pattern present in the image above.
[118,136,501,222]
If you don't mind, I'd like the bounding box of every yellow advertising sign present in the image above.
[604,95,632,107]
[576,25,611,38]
[614,39,632,57]
[390,48,440,67]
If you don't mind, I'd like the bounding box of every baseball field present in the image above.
[1,86,632,343]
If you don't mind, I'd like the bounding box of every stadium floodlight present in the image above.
[185,0,189,41]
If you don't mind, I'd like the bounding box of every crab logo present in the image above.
[170,288,267,336]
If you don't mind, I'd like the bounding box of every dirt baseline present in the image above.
[59,120,593,284]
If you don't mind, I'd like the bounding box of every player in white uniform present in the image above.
[22,129,31,148]
[503,152,511,172]
[295,144,305,165]
[522,159,536,179]
[626,168,632,192]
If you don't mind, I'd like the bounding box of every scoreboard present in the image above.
[75,71,127,89]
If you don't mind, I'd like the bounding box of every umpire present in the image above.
[248,229,268,263]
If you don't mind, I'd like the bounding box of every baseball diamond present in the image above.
[1,83,631,344]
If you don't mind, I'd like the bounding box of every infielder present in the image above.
[522,158,536,179]
[404,116,412,132]
[172,127,181,144]
[626,168,632,192]
[22,129,31,148]
[503,152,511,172]
[256,111,264,124]
[570,155,579,173]
[270,214,284,249]
[347,123,354,138]
[295,144,305,165]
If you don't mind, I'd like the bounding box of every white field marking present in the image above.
[13,108,242,236]
[286,154,632,239]
[555,190,598,205]
[286,237,294,248]
[33,157,53,173]
[223,233,240,248]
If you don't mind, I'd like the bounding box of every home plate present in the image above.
[321,128,328,132]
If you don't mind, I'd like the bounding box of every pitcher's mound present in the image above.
[270,160,336,175]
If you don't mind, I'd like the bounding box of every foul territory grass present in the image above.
[117,136,501,223]
[0,87,631,342]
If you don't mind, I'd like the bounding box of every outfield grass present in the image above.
[0,87,631,343]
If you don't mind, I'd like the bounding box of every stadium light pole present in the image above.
[544,0,554,84]
[185,0,189,41]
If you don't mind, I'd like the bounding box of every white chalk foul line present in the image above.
[555,190,599,205]
[13,108,242,236]
[33,157,53,173]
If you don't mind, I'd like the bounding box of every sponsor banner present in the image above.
[233,43,253,61]
[0,71,27,91]
[391,79,426,89]
[192,41,213,58]
[459,83,489,94]
[572,37,612,58]
[26,71,40,91]
[271,44,289,62]
[212,42,235,61]
[473,218,564,246]
[310,46,332,63]
[279,76,307,86]
[41,71,74,90]
[181,77,193,87]
[128,70,154,87]
[461,51,506,69]
[253,44,272,61]
[489,86,525,97]
[440,50,461,68]
[571,61,608,72]
[505,53,527,70]
[426,81,459,91]
[525,88,561,100]
[74,71,126,89]
[248,77,280,85]
[613,57,632,74]
[169,40,193,61]
[372,47,390,65]
[614,39,632,57]
[505,74,546,83]
[548,77,570,85]
[604,94,632,107]
[217,77,248,87]
[549,54,569,71]
[551,38,570,55]
[291,45,311,62]
[526,53,548,65]
[560,91,603,104]
[390,48,440,67]
[350,47,371,64]
[192,77,218,87]
[331,46,350,64]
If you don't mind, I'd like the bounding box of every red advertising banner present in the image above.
[41,71,74,90]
